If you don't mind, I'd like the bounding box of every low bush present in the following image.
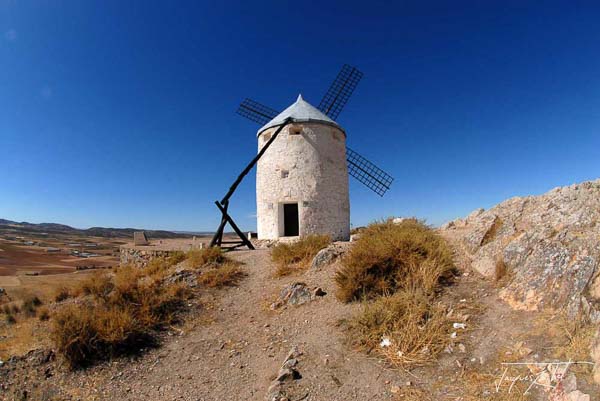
[22,295,42,317]
[187,247,226,268]
[271,235,331,276]
[75,272,114,300]
[5,313,16,324]
[167,251,186,265]
[38,307,50,321]
[54,287,71,302]
[51,264,190,368]
[349,288,449,367]
[335,219,454,302]
[198,263,245,288]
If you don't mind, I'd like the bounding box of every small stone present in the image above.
[567,390,590,401]
[276,368,301,382]
[458,343,466,353]
[390,385,400,394]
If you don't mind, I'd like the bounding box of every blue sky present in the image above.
[1,1,599,231]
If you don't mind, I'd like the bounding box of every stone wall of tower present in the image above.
[256,122,350,241]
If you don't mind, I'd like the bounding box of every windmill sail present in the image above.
[318,65,363,120]
[237,98,279,126]
[346,147,393,197]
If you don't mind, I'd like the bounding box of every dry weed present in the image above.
[271,235,331,276]
[51,263,190,368]
[336,219,454,302]
[187,247,226,268]
[198,263,245,288]
[349,288,450,368]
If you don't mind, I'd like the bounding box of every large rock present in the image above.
[440,179,600,320]
[592,329,600,385]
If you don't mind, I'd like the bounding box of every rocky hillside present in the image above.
[441,178,600,383]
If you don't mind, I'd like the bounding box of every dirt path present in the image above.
[53,249,404,401]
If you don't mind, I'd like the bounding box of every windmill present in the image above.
[210,64,393,250]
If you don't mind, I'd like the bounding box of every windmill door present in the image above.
[283,203,299,237]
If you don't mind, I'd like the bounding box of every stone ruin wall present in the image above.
[120,245,177,268]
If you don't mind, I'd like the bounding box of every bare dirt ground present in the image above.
[1,241,598,401]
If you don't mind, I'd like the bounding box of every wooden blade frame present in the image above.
[237,98,279,126]
[346,147,393,197]
[318,64,363,120]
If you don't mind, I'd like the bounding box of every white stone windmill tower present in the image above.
[210,65,393,249]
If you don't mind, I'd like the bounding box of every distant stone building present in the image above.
[256,95,350,241]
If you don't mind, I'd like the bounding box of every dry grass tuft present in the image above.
[550,313,596,371]
[22,295,42,317]
[342,219,457,369]
[51,264,191,368]
[481,216,503,246]
[271,235,331,276]
[54,287,71,302]
[198,263,245,288]
[494,257,510,282]
[335,219,454,302]
[5,313,16,324]
[186,247,226,268]
[348,288,449,367]
[38,307,50,321]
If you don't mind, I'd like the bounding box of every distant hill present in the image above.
[0,218,190,239]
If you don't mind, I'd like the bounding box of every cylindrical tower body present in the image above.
[256,119,350,241]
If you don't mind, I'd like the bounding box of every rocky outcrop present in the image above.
[441,179,600,321]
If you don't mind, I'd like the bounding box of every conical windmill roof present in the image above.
[257,94,345,136]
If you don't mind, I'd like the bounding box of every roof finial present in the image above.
[297,93,303,102]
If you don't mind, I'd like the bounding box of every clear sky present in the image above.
[1,1,599,231]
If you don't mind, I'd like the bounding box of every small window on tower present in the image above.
[289,126,302,135]
[263,133,272,142]
[281,170,289,179]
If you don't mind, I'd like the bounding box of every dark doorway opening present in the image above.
[283,203,299,237]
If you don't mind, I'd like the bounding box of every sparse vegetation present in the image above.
[38,307,50,321]
[50,245,242,368]
[187,247,227,268]
[348,288,449,367]
[494,257,511,283]
[271,235,331,276]
[22,295,42,317]
[340,219,455,368]
[54,287,71,302]
[51,266,190,368]
[198,263,245,288]
[481,216,503,246]
[335,219,454,302]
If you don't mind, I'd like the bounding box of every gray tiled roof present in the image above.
[257,94,344,136]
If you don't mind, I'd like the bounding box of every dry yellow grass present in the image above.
[51,261,191,368]
[50,246,243,368]
[186,247,226,268]
[271,235,331,276]
[341,219,456,369]
[197,263,245,288]
[348,288,449,367]
[336,219,454,302]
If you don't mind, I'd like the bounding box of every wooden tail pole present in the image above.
[209,118,293,250]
